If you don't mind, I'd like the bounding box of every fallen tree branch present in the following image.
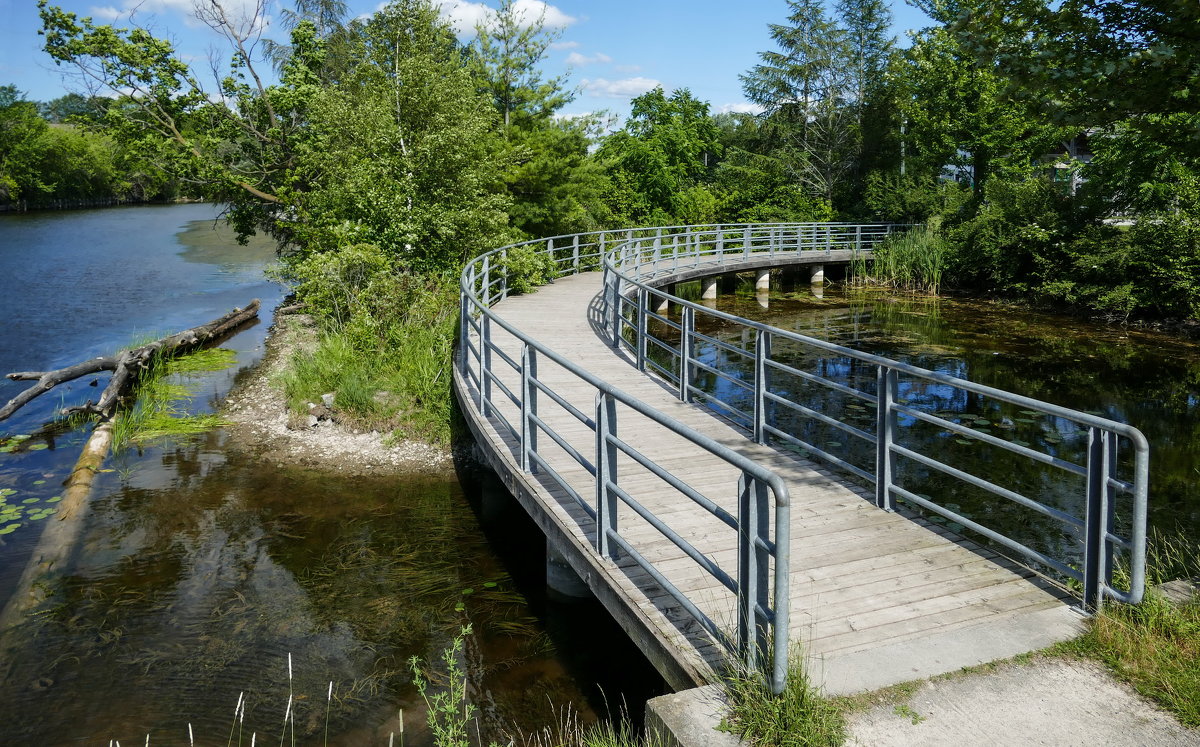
[0,300,260,422]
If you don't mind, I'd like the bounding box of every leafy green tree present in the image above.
[597,87,720,224]
[0,85,49,201]
[471,0,571,131]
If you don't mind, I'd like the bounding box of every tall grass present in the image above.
[1063,531,1200,726]
[854,226,947,293]
[721,651,846,746]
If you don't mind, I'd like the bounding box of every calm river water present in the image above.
[0,205,661,745]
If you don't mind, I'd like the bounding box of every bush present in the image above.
[495,244,556,295]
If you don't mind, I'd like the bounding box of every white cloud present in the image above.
[565,51,612,66]
[436,0,576,35]
[551,40,580,50]
[718,102,765,115]
[89,5,123,20]
[581,76,661,99]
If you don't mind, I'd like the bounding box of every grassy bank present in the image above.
[1059,534,1200,727]
[273,244,460,444]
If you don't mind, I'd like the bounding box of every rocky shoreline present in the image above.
[221,308,455,477]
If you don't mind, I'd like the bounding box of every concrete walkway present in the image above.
[845,658,1197,746]
[647,658,1199,746]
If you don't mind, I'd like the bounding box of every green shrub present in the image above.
[496,244,556,295]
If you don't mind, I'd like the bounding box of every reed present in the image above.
[854,226,947,293]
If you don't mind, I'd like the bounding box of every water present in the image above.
[0,206,662,745]
[665,273,1199,581]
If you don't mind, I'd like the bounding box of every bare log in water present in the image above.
[0,300,260,422]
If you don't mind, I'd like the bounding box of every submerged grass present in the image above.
[111,347,236,451]
[1061,532,1200,726]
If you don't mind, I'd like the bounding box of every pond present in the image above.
[0,206,662,745]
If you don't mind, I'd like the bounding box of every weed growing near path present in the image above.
[722,653,846,746]
[1063,533,1200,727]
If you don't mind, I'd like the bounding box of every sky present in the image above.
[0,0,933,119]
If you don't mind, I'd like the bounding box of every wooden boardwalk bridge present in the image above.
[453,224,1149,695]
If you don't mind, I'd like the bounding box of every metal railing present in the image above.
[601,225,1150,611]
[458,226,795,693]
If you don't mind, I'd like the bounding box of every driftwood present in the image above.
[0,300,260,422]
[0,300,261,638]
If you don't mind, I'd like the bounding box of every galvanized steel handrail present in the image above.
[601,225,1149,611]
[457,225,796,693]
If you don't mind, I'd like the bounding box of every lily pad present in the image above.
[27,444,48,451]
[0,489,16,497]
[972,418,990,426]
[46,496,62,503]
[482,581,498,588]
[954,438,973,446]
[0,446,13,453]
[1018,410,1041,417]
[21,497,39,504]
[0,523,20,535]
[826,441,842,448]
[10,435,31,442]
[32,480,45,486]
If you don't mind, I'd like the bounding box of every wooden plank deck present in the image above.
[454,271,1083,695]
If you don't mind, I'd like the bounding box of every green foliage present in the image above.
[277,243,458,442]
[597,87,720,225]
[410,626,475,747]
[496,244,555,295]
[112,347,237,451]
[863,226,948,292]
[1063,532,1200,727]
[723,654,846,747]
[862,171,969,223]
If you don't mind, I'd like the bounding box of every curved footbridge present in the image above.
[453,224,1149,696]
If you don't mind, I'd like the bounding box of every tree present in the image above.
[741,0,858,204]
[471,0,571,131]
[597,87,720,224]
[0,85,50,201]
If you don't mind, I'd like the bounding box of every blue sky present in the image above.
[1,0,933,118]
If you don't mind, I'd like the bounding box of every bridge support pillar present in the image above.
[755,268,771,291]
[810,264,825,286]
[701,276,719,300]
[546,543,591,601]
[655,290,670,314]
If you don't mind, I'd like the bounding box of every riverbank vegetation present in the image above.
[1062,533,1200,727]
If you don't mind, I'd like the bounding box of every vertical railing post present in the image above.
[595,392,620,560]
[654,233,662,264]
[481,254,491,305]
[572,235,580,274]
[874,366,898,511]
[636,286,648,371]
[855,224,863,252]
[608,270,622,349]
[520,345,539,474]
[744,226,751,259]
[680,306,694,402]
[754,330,771,444]
[737,472,771,671]
[1084,428,1114,612]
[481,315,493,417]
[500,248,509,300]
[459,292,469,374]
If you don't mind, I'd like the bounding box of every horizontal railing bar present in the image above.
[487,403,520,444]
[890,444,1085,529]
[645,356,675,381]
[690,328,754,359]
[688,358,755,393]
[607,482,739,594]
[762,424,876,483]
[484,369,522,410]
[485,340,522,373]
[689,387,754,426]
[530,412,597,477]
[889,484,1081,581]
[764,358,878,404]
[606,531,734,652]
[530,378,596,429]
[645,334,680,356]
[764,391,876,442]
[893,404,1089,477]
[606,434,740,531]
[528,451,598,519]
